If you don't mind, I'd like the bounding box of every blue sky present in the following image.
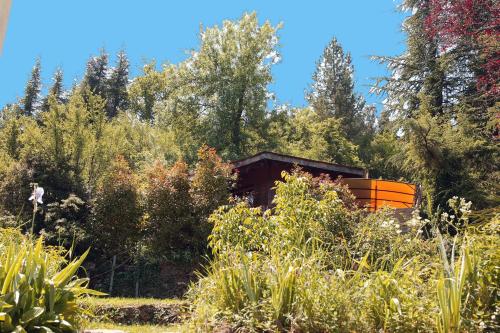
[0,1,407,110]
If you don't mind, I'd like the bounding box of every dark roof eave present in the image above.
[232,151,367,177]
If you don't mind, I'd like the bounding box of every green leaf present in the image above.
[12,325,27,333]
[390,297,402,315]
[20,307,44,324]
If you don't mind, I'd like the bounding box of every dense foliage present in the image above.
[187,172,499,332]
[0,229,102,332]
[372,0,499,210]
[0,4,498,298]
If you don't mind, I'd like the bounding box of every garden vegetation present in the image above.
[187,171,499,332]
[0,229,103,332]
[0,0,498,331]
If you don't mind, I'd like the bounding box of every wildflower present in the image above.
[408,218,418,227]
[28,186,44,204]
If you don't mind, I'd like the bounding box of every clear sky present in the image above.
[0,0,407,110]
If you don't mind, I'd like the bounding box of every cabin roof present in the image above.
[232,151,367,178]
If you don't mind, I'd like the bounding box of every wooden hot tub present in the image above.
[341,178,420,211]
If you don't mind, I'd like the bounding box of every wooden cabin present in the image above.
[232,151,420,211]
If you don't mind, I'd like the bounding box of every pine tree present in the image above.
[22,59,42,116]
[372,0,447,119]
[307,38,366,141]
[106,50,129,117]
[49,68,64,102]
[82,49,109,99]
[373,0,499,209]
[42,68,65,111]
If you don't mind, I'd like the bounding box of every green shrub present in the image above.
[0,228,103,332]
[42,194,90,251]
[209,203,273,254]
[90,155,142,257]
[143,160,194,252]
[187,171,499,332]
[360,258,435,332]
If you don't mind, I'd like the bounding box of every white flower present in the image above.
[408,218,417,227]
[28,187,44,204]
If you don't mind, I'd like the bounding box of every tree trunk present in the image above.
[134,264,140,297]
[232,85,246,156]
[109,255,116,295]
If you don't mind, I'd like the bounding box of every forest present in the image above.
[0,0,498,332]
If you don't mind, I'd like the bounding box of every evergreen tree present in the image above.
[49,68,64,102]
[82,49,109,99]
[373,0,499,209]
[372,0,454,120]
[42,68,65,111]
[307,38,366,142]
[22,59,42,116]
[106,50,129,117]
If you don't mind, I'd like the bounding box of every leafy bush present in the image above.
[187,171,499,332]
[209,171,359,258]
[143,160,193,252]
[190,145,235,245]
[42,194,90,251]
[90,155,142,257]
[144,146,235,253]
[0,228,103,332]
